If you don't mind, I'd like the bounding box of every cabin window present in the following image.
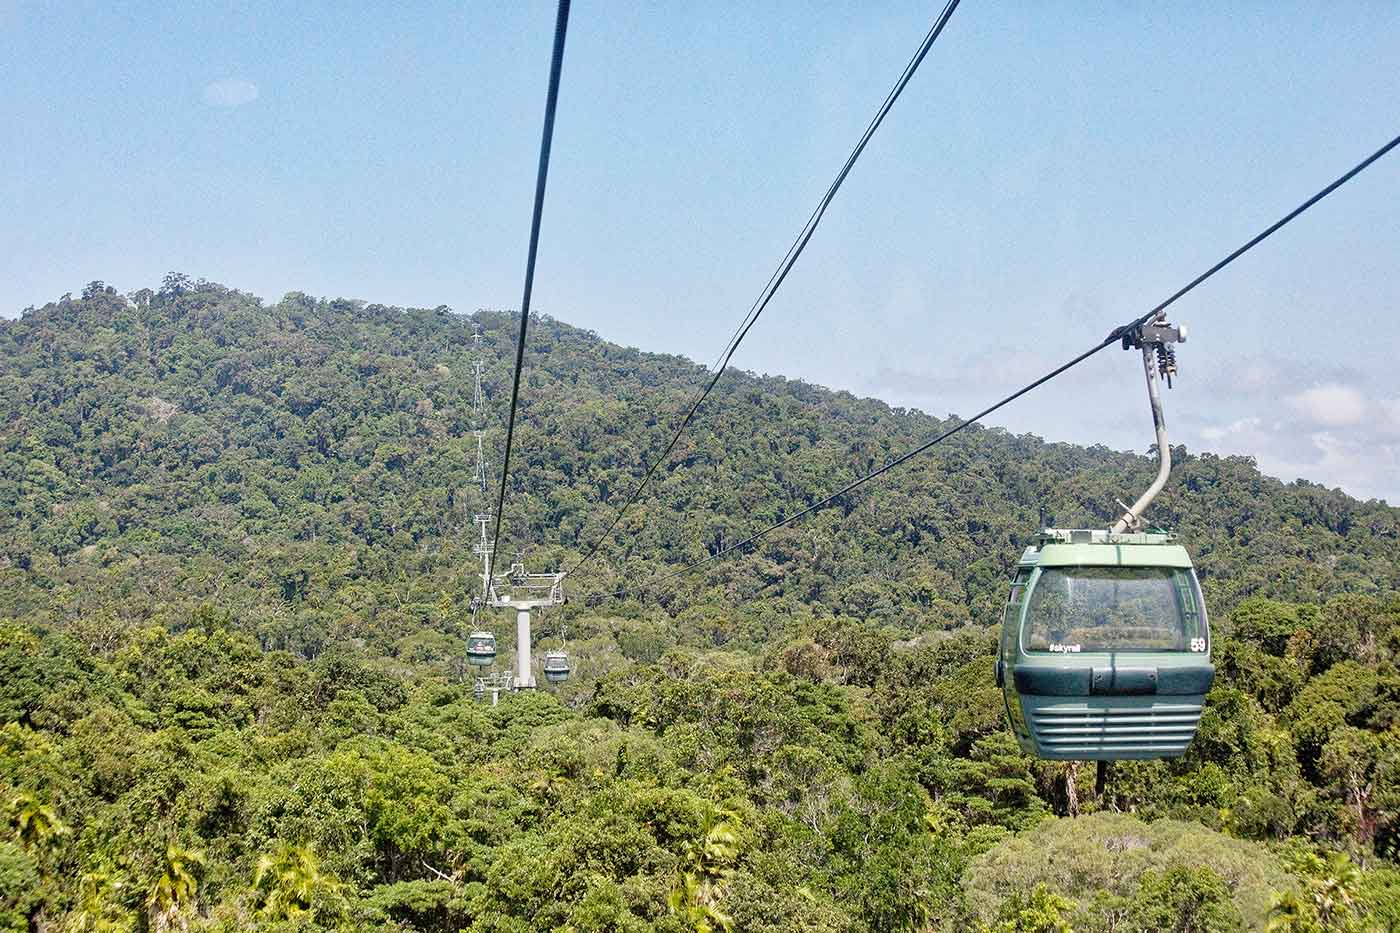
[1003,571,1029,628]
[1002,571,1030,663]
[1022,567,1202,653]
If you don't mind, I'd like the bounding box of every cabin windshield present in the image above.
[1022,566,1203,653]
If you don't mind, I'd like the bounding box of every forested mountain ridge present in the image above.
[3,277,1400,930]
[2,278,1396,649]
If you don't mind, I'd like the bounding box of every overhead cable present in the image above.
[491,0,572,561]
[584,129,1400,602]
[1115,130,1400,337]
[564,0,963,579]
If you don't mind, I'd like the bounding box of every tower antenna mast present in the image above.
[472,325,488,496]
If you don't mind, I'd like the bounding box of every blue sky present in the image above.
[4,2,1399,501]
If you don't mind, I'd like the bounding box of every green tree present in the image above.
[986,884,1074,933]
[0,842,39,933]
[1282,849,1360,930]
[7,791,66,852]
[669,805,741,933]
[1124,865,1242,932]
[63,870,135,933]
[252,841,347,923]
[144,845,203,933]
[1265,890,1321,933]
[1319,726,1385,850]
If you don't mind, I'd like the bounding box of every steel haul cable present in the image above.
[564,0,963,580]
[491,0,572,562]
[583,130,1400,604]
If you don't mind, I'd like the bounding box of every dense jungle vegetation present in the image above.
[2,277,1400,930]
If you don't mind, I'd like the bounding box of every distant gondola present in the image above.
[466,631,498,667]
[542,649,571,684]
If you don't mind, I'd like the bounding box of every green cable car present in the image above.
[542,649,571,684]
[997,315,1212,760]
[997,529,1212,760]
[466,631,497,667]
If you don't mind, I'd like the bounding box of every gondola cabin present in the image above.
[997,529,1213,760]
[542,649,571,684]
[466,631,497,667]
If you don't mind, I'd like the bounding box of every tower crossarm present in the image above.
[488,564,565,608]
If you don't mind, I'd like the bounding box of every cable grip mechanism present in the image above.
[1120,314,1187,387]
[1110,315,1187,534]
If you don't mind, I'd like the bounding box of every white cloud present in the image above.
[1191,391,1400,502]
[866,353,1400,502]
[1199,416,1261,443]
[1204,354,1361,399]
[202,79,259,109]
[1288,383,1367,428]
[1188,367,1398,498]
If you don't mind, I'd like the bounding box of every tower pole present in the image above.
[516,608,534,688]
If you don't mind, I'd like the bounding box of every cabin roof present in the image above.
[1018,529,1193,569]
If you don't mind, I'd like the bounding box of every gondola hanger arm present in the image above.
[1111,315,1186,534]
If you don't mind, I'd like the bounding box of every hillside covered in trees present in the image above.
[3,278,1400,930]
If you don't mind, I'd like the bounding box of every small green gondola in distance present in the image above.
[543,649,571,684]
[466,630,497,666]
[997,314,1212,760]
